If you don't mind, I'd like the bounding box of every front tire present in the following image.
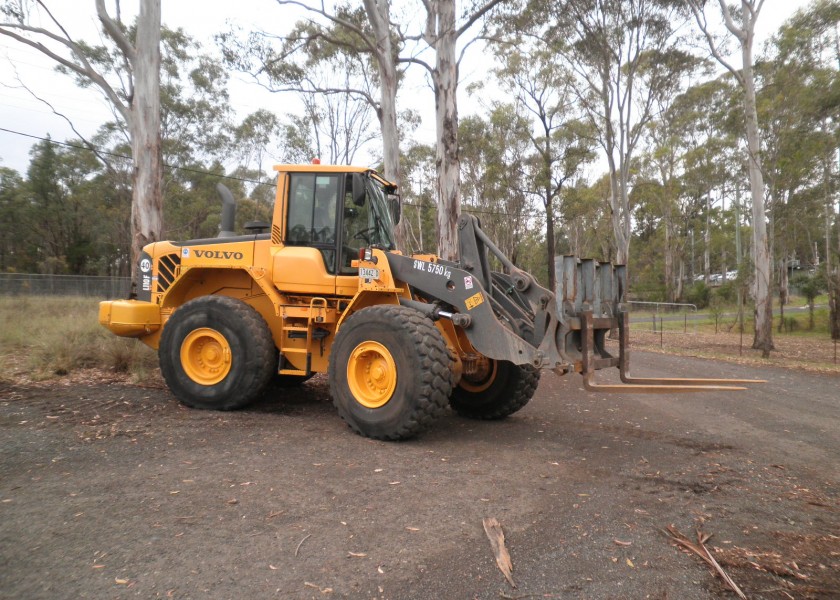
[328,305,454,440]
[450,359,540,420]
[159,295,276,410]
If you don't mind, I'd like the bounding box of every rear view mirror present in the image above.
[351,173,366,206]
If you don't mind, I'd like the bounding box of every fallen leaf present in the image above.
[115,578,129,584]
[377,565,385,574]
[614,539,632,546]
[348,552,367,557]
[626,559,635,568]
[269,565,278,570]
[388,481,400,485]
[483,517,515,588]
[226,499,238,505]
[405,527,420,532]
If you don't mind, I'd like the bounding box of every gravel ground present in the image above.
[1,351,839,599]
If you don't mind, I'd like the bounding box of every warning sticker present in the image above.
[464,275,474,290]
[465,292,484,310]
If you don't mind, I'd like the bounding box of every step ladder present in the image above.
[278,297,329,376]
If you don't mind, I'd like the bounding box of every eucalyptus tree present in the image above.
[685,0,775,355]
[221,0,510,260]
[218,2,403,243]
[458,105,534,264]
[0,0,162,276]
[769,0,840,338]
[492,44,595,290]
[535,0,695,267]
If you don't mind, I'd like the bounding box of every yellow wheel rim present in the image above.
[347,341,397,409]
[459,358,497,393]
[180,328,232,385]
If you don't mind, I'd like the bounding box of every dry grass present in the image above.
[631,328,840,374]
[0,296,157,383]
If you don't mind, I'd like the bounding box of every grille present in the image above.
[156,253,181,293]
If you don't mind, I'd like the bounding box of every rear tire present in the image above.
[450,359,540,420]
[159,295,276,410]
[328,305,454,440]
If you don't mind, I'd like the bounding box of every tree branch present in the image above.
[455,0,508,38]
[686,2,745,86]
[0,23,129,121]
[274,0,377,55]
[94,0,135,62]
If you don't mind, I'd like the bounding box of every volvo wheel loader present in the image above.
[99,163,760,440]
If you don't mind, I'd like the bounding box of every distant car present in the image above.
[726,270,738,280]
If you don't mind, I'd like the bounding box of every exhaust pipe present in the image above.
[217,183,236,238]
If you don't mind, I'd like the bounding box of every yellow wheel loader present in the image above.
[99,163,760,440]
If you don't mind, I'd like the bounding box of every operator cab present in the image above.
[284,170,398,275]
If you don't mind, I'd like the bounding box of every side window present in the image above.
[287,174,315,243]
[339,176,371,274]
[286,173,340,272]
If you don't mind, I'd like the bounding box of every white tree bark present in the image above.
[426,0,460,261]
[686,0,773,355]
[361,0,405,248]
[127,0,162,268]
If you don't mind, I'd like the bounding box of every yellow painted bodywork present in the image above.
[98,299,161,337]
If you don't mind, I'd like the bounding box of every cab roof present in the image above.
[272,164,372,174]
[271,164,397,190]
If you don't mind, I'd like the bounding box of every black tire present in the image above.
[328,305,454,440]
[449,359,540,420]
[159,295,276,410]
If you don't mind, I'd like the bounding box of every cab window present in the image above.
[286,173,340,272]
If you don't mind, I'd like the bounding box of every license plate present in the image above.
[359,267,380,280]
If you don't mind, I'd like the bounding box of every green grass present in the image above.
[0,296,158,382]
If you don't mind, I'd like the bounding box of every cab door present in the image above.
[272,172,342,295]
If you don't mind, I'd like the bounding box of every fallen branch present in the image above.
[483,517,515,588]
[665,525,746,600]
[295,533,312,557]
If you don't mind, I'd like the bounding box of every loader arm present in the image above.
[384,214,762,392]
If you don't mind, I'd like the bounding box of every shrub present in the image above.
[685,282,711,309]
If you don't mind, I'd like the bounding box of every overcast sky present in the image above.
[0,0,815,176]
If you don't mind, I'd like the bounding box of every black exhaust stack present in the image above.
[217,183,236,238]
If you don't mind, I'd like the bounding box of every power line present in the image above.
[0,126,276,188]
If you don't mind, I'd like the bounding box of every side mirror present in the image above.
[388,195,401,225]
[351,173,366,206]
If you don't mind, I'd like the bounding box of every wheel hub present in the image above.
[180,328,232,385]
[347,341,397,408]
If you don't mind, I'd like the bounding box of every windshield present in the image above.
[365,176,396,250]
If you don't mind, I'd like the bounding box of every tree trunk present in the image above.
[433,0,460,261]
[128,0,162,281]
[363,0,405,250]
[742,49,774,356]
[546,188,556,291]
[664,211,674,302]
[704,195,711,285]
[607,164,630,265]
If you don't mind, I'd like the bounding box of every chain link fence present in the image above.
[0,273,131,298]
